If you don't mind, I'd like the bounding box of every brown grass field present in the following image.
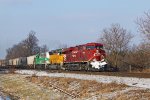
[0,73,150,100]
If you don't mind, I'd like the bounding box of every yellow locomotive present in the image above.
[49,49,64,65]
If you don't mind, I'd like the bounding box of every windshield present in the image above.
[86,46,95,50]
[96,46,103,49]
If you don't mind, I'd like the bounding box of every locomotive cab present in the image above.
[85,43,107,70]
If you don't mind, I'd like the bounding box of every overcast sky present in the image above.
[0,0,150,59]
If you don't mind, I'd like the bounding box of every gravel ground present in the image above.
[15,70,150,89]
[0,70,150,100]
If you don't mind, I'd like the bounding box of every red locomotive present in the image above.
[63,43,107,70]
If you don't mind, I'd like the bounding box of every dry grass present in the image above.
[114,89,150,100]
[1,74,150,100]
[141,69,150,73]
[8,68,16,74]
[131,68,150,73]
[26,76,127,99]
[0,74,70,100]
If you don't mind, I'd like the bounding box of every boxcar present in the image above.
[27,55,36,65]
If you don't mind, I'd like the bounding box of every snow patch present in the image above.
[15,70,150,89]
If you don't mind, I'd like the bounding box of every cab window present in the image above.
[96,46,103,49]
[36,54,39,58]
[41,53,45,57]
[86,46,95,50]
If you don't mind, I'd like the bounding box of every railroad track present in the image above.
[1,67,150,78]
[31,77,80,99]
[48,82,80,98]
[46,69,150,78]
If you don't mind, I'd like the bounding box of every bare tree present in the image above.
[125,43,150,71]
[23,31,39,56]
[98,24,133,68]
[137,11,150,41]
[137,43,150,67]
[136,11,150,69]
[5,30,46,59]
[6,48,12,59]
[40,45,49,53]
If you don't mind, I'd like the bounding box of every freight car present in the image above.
[8,59,13,66]
[27,55,36,68]
[18,57,27,68]
[12,58,19,66]
[1,42,108,71]
[0,59,6,67]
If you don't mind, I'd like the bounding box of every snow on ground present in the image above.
[15,70,150,89]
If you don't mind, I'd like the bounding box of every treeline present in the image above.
[99,11,150,71]
[6,31,48,59]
